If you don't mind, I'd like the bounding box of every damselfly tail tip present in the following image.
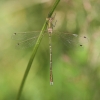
[50,82,53,85]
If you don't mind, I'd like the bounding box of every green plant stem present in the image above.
[16,0,60,100]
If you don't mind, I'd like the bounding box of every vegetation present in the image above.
[0,0,100,100]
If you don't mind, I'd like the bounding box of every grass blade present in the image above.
[16,0,60,100]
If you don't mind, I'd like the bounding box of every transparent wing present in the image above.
[12,30,87,49]
[52,31,87,48]
[12,31,42,48]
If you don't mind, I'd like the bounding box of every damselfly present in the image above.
[12,14,87,85]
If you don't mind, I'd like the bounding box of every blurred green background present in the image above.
[0,0,100,100]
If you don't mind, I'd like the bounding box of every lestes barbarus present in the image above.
[12,15,87,85]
